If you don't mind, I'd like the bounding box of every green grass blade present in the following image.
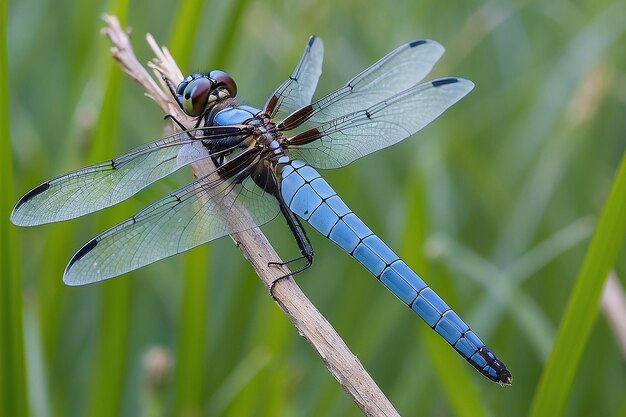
[465,216,595,356]
[85,73,132,416]
[401,173,487,417]
[0,1,30,415]
[494,1,626,261]
[529,151,626,417]
[207,0,250,69]
[86,280,131,417]
[172,247,210,417]
[432,235,554,359]
[168,0,206,70]
[207,348,272,416]
[167,6,214,415]
[85,3,131,417]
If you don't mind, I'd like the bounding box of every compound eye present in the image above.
[176,75,193,95]
[210,70,237,97]
[181,77,212,116]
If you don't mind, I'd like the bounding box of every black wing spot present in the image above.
[308,35,317,47]
[15,182,51,210]
[409,39,427,48]
[67,239,99,270]
[432,78,458,87]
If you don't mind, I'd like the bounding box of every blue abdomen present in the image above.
[279,159,511,384]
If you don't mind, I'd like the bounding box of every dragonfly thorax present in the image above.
[251,119,288,161]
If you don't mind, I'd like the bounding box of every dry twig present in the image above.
[101,14,400,417]
[601,271,626,360]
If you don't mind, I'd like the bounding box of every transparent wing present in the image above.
[264,35,324,120]
[11,126,250,226]
[286,78,474,169]
[278,38,445,130]
[63,148,280,285]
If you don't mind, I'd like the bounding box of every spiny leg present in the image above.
[161,73,180,104]
[160,72,194,132]
[270,254,311,268]
[163,113,189,131]
[268,194,314,295]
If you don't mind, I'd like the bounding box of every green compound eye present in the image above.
[182,77,212,116]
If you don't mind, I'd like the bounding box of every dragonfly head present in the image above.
[175,70,238,117]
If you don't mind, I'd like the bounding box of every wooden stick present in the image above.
[100,14,400,417]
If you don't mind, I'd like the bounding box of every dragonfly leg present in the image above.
[162,73,180,104]
[163,113,190,131]
[269,254,309,267]
[268,194,314,295]
[162,114,225,168]
[268,255,313,295]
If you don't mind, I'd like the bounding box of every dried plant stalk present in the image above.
[101,14,400,417]
[601,271,626,359]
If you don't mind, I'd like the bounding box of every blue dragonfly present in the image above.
[11,36,511,385]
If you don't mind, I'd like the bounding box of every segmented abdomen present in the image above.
[279,159,511,384]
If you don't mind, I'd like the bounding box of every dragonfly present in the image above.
[11,36,511,385]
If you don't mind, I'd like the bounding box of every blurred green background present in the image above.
[2,0,626,416]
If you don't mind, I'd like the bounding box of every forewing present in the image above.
[11,126,250,226]
[286,78,474,169]
[278,39,444,130]
[63,149,280,285]
[264,35,324,120]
